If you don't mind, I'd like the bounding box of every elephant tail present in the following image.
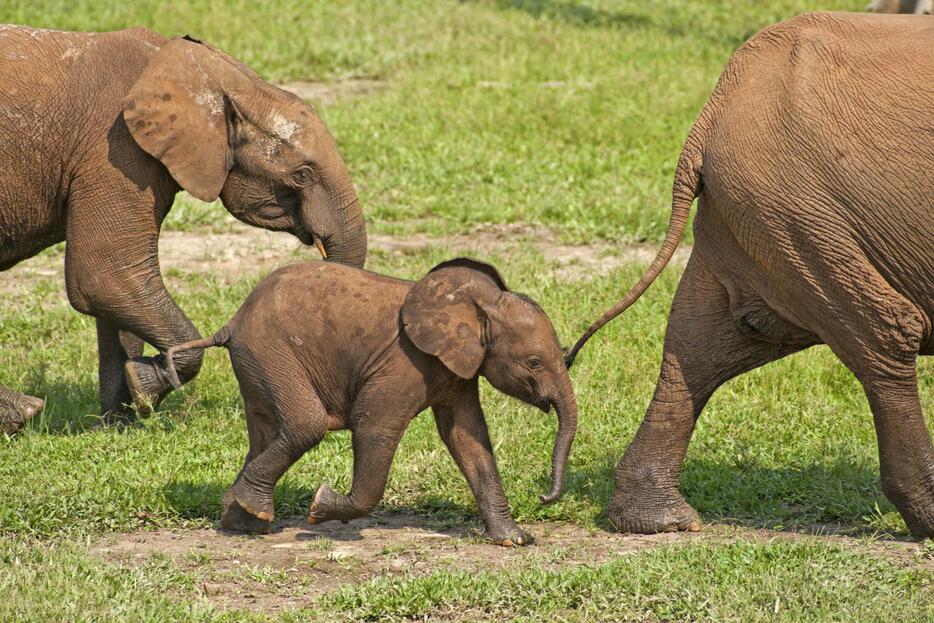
[564,123,705,369]
[164,326,231,389]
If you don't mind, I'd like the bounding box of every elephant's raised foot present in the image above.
[124,357,173,416]
[0,391,43,435]
[307,484,358,525]
[220,490,274,534]
[608,482,702,534]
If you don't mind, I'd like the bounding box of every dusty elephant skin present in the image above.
[165,258,578,547]
[0,26,366,431]
[567,13,934,538]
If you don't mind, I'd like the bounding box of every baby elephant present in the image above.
[166,258,578,546]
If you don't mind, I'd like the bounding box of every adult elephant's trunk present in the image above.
[323,194,367,268]
[540,370,578,505]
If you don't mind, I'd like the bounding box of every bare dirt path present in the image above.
[0,222,691,297]
[93,513,932,613]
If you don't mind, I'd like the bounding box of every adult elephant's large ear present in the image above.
[401,258,507,379]
[122,37,251,202]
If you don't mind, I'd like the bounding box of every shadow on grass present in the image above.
[481,0,650,30]
[162,479,483,541]
[569,454,907,539]
[473,0,752,48]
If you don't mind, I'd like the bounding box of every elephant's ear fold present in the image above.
[123,37,247,202]
[402,261,504,380]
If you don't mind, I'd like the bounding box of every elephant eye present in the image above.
[527,357,542,370]
[293,167,314,185]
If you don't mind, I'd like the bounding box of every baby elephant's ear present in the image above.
[401,267,494,379]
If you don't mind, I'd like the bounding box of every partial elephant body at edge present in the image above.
[0,25,367,432]
[568,12,934,539]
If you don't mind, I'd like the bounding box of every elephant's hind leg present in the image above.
[221,353,328,534]
[609,255,809,533]
[777,240,934,537]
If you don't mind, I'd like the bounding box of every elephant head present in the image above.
[402,258,578,504]
[122,36,366,267]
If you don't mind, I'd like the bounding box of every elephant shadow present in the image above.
[567,453,909,539]
[19,371,99,435]
[162,479,483,542]
[479,0,650,30]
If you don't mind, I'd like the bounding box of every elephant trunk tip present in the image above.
[539,487,563,505]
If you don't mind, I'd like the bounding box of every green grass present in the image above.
[2,0,933,620]
[323,540,934,622]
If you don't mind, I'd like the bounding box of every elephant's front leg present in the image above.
[96,318,144,424]
[65,215,202,419]
[432,382,529,546]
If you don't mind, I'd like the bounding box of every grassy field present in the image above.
[2,0,934,621]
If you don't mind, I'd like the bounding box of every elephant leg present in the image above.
[0,383,43,436]
[308,389,411,525]
[96,318,144,425]
[771,244,934,537]
[430,380,529,546]
[610,256,807,533]
[859,362,934,537]
[64,180,201,418]
[222,363,326,533]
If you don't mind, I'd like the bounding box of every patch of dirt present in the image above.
[93,513,932,613]
[279,78,389,107]
[0,222,692,296]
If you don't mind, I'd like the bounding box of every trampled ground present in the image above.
[2,1,933,621]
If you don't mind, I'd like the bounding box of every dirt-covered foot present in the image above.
[608,479,702,534]
[0,391,43,435]
[124,357,173,417]
[220,490,274,534]
[485,521,532,547]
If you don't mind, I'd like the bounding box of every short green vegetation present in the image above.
[2,0,931,621]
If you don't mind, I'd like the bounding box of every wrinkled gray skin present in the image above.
[0,26,366,432]
[567,13,934,538]
[166,258,578,547]
[867,0,931,14]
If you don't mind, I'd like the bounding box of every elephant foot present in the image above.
[308,484,355,524]
[124,356,173,416]
[0,390,43,435]
[220,489,274,534]
[608,474,702,534]
[884,472,934,539]
[484,521,532,547]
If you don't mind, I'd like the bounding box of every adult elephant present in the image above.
[0,26,367,432]
[565,13,934,538]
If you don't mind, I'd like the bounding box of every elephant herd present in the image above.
[1,10,932,544]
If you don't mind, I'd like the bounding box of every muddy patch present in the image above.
[0,222,691,297]
[93,513,932,613]
[279,78,388,107]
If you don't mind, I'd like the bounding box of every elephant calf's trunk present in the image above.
[540,391,578,505]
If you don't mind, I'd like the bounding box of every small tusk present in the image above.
[313,236,327,259]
